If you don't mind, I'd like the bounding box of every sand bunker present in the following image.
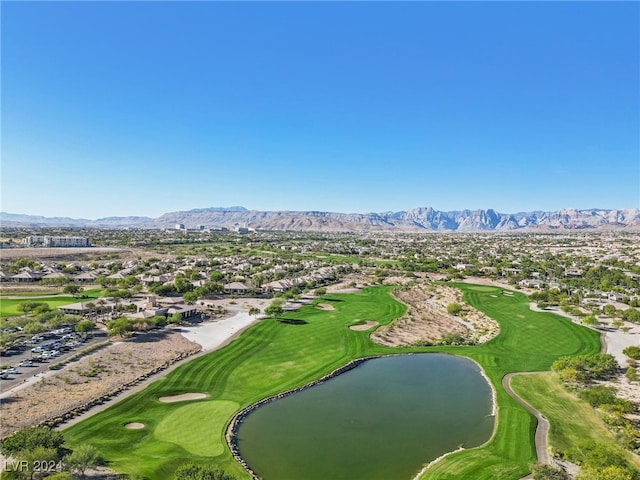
[316,303,335,311]
[159,393,208,403]
[349,321,379,331]
[125,422,145,429]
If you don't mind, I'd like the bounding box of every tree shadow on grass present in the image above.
[277,318,308,325]
[323,298,343,302]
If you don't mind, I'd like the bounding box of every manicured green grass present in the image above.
[155,400,239,457]
[0,295,97,318]
[62,284,600,480]
[510,372,640,468]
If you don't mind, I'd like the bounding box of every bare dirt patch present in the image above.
[316,303,335,311]
[124,422,144,429]
[349,320,379,331]
[372,284,499,347]
[159,393,208,403]
[0,331,201,438]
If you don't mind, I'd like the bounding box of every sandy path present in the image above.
[601,328,640,366]
[179,311,262,351]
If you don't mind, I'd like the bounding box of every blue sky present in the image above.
[2,1,638,218]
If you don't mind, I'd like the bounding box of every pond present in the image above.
[234,354,495,480]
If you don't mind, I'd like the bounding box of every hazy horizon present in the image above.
[2,204,639,222]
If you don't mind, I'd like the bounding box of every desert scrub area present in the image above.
[372,283,499,347]
[0,331,201,438]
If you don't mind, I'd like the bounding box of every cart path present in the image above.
[503,371,551,479]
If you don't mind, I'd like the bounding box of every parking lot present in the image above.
[0,328,108,393]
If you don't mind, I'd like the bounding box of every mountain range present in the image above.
[1,207,639,232]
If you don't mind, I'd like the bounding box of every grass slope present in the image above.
[63,284,600,480]
[510,372,640,468]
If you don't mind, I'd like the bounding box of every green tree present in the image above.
[248,307,261,318]
[75,320,94,337]
[106,317,133,337]
[21,447,59,480]
[313,287,327,296]
[581,315,600,327]
[174,463,237,480]
[183,291,198,304]
[577,465,634,480]
[32,304,51,316]
[621,308,640,323]
[174,276,194,294]
[264,301,284,318]
[209,271,224,282]
[16,302,48,314]
[552,354,619,383]
[169,312,184,325]
[576,385,626,408]
[64,444,103,479]
[626,366,637,383]
[150,283,176,296]
[63,285,83,298]
[22,322,47,335]
[570,441,628,470]
[0,427,65,456]
[149,315,167,328]
[622,346,640,360]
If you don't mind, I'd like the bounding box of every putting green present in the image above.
[155,400,239,457]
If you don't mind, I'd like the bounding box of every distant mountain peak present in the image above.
[187,206,247,213]
[1,207,638,231]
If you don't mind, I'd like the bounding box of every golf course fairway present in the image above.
[62,284,600,480]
